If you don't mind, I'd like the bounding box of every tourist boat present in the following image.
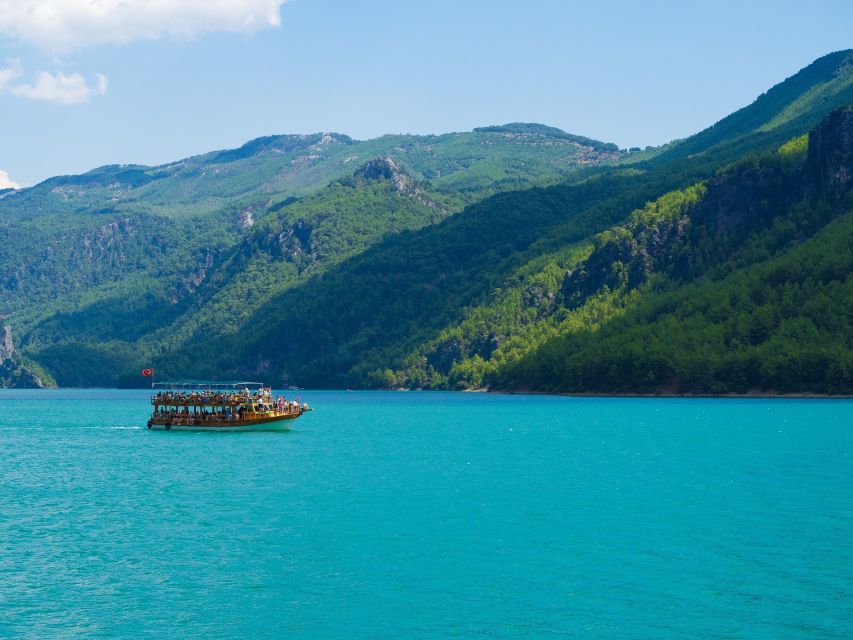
[147,381,311,432]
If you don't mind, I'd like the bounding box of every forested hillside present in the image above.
[0,124,621,386]
[145,52,853,394]
[1,50,852,393]
[0,123,620,318]
[493,109,853,393]
[17,158,464,386]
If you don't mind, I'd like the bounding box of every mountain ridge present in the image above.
[2,52,852,392]
[648,49,853,165]
[8,123,620,195]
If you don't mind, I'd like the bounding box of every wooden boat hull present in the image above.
[147,410,308,432]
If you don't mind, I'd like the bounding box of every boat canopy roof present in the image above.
[152,381,265,391]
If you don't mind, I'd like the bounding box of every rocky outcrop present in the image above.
[351,157,439,209]
[807,106,853,201]
[276,220,314,263]
[353,157,411,191]
[238,207,256,228]
[562,107,853,307]
[0,325,13,363]
[0,325,50,388]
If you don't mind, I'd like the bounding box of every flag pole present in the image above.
[141,367,155,390]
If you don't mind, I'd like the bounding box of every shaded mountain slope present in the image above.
[143,56,853,391]
[154,169,671,386]
[23,158,458,385]
[492,107,853,394]
[0,123,620,338]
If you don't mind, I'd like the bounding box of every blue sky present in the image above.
[1,0,851,187]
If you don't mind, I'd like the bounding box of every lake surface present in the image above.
[1,390,851,639]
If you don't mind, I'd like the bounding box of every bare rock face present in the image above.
[560,106,853,308]
[238,207,256,228]
[353,156,415,192]
[351,157,439,208]
[0,325,13,364]
[807,106,853,201]
[354,156,402,181]
[0,325,49,388]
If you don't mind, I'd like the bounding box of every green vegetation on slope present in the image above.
[3,52,852,393]
[491,109,853,394]
[22,159,459,386]
[152,166,696,388]
[0,123,623,387]
[646,50,853,167]
[0,125,622,225]
[117,58,853,392]
[496,209,853,393]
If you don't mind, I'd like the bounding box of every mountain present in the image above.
[2,51,852,393]
[135,53,853,394]
[0,124,622,387]
[1,125,622,225]
[162,108,852,394]
[0,124,619,313]
[17,157,459,386]
[648,50,853,166]
[492,108,853,394]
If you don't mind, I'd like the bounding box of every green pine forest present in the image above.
[1,50,852,394]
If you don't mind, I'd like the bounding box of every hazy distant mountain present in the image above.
[1,125,623,224]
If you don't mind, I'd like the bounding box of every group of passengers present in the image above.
[152,388,296,405]
[152,407,243,424]
[152,390,262,406]
[275,397,307,414]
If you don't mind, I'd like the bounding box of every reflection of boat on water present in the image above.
[147,381,311,432]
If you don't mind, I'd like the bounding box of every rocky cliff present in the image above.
[807,105,853,201]
[562,106,853,305]
[0,325,51,388]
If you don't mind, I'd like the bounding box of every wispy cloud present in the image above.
[0,170,20,189]
[10,70,108,105]
[0,1,288,52]
[0,59,23,91]
[0,2,286,105]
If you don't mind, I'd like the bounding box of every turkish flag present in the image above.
[141,369,154,377]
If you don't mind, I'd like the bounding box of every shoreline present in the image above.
[488,389,853,399]
[2,386,851,399]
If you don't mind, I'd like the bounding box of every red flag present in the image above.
[141,368,154,377]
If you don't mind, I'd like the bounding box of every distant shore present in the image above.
[3,386,851,399]
[490,389,853,399]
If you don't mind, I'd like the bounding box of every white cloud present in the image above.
[0,170,20,190]
[0,1,287,51]
[94,72,108,94]
[0,59,23,91]
[10,70,108,104]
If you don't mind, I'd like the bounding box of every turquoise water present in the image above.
[1,390,851,639]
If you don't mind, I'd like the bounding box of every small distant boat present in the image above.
[147,381,311,432]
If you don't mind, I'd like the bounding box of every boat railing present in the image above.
[151,404,309,426]
[151,392,266,406]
